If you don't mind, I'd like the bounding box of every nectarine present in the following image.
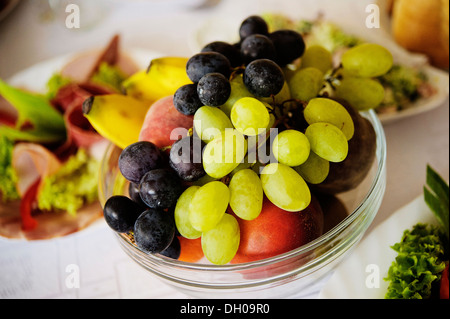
[139,96,194,149]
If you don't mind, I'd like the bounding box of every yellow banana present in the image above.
[147,57,191,91]
[83,94,150,149]
[123,57,191,105]
[122,70,171,104]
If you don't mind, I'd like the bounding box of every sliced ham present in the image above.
[60,35,139,83]
[12,143,62,196]
[0,142,103,240]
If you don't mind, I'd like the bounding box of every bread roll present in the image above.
[392,0,449,68]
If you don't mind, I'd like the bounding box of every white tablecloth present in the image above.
[0,0,448,299]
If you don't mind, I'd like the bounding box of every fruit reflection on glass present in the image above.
[88,15,393,265]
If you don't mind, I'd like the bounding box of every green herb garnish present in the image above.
[385,224,446,299]
[384,165,449,299]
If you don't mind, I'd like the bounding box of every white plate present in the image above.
[190,17,449,125]
[318,195,440,299]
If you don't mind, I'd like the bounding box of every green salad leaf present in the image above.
[46,73,72,100]
[0,135,20,202]
[385,166,449,299]
[37,148,99,215]
[0,78,66,143]
[385,224,446,299]
[91,62,127,93]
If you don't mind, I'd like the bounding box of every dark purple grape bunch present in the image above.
[174,51,233,115]
[237,16,306,98]
[103,141,184,258]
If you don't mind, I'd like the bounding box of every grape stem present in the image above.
[229,66,245,80]
[325,64,344,91]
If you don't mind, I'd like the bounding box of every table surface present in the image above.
[0,0,448,299]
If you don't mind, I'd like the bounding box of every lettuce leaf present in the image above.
[91,62,127,93]
[0,78,66,143]
[385,224,447,299]
[37,148,99,215]
[0,135,20,202]
[46,73,72,100]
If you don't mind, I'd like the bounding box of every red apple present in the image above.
[139,95,193,148]
[231,196,324,264]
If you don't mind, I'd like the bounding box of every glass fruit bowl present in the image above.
[98,109,386,299]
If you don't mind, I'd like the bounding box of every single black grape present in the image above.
[174,84,203,115]
[134,209,175,254]
[160,236,181,260]
[186,52,231,83]
[139,168,183,209]
[269,30,305,66]
[103,196,144,233]
[243,59,285,98]
[201,41,242,67]
[239,15,269,40]
[197,73,231,107]
[119,141,163,184]
[240,34,276,65]
[128,183,147,208]
[169,135,206,182]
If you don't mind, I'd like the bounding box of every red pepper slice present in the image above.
[440,264,449,299]
[19,178,41,231]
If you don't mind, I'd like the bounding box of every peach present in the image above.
[139,96,194,149]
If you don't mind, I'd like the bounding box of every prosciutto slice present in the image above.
[0,143,102,240]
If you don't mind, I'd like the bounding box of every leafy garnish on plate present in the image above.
[384,224,446,299]
[0,78,67,143]
[0,135,20,202]
[385,165,449,299]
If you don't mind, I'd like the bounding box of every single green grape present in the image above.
[288,67,324,102]
[341,43,393,78]
[304,98,354,140]
[260,163,311,212]
[201,213,240,265]
[231,97,270,136]
[203,129,248,179]
[294,151,330,184]
[194,106,233,143]
[229,169,263,221]
[174,186,202,239]
[301,45,333,74]
[305,122,348,163]
[189,181,230,232]
[229,154,256,177]
[220,75,254,117]
[335,77,385,111]
[273,130,310,167]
